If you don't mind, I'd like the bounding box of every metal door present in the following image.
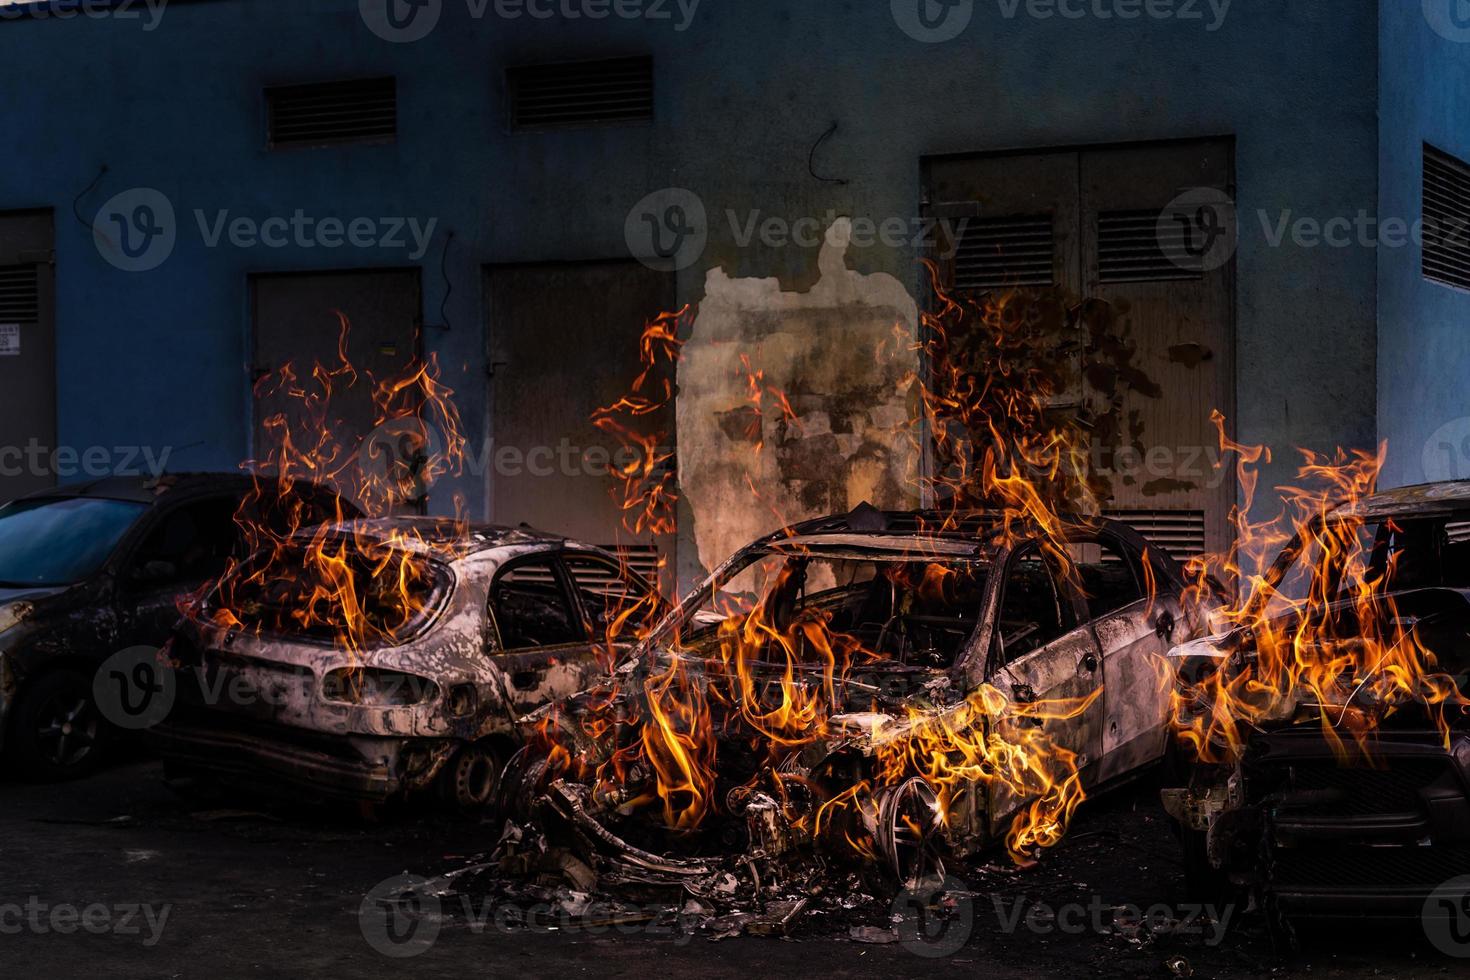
[250,269,422,503]
[485,261,676,580]
[924,140,1236,562]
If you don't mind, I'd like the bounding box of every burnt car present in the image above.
[1164,481,1470,923]
[510,506,1203,886]
[153,518,664,812]
[0,473,349,780]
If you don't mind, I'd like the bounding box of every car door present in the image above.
[1076,533,1184,784]
[985,543,1106,831]
[113,495,242,650]
[485,554,605,717]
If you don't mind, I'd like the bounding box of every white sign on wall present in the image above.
[0,324,18,357]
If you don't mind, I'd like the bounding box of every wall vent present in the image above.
[1423,144,1470,290]
[952,215,1055,291]
[508,56,654,130]
[1104,509,1207,559]
[1097,209,1204,283]
[266,77,397,148]
[595,545,661,585]
[0,265,40,324]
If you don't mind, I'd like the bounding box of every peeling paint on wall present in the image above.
[677,218,921,576]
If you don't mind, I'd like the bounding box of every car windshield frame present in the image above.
[0,495,151,588]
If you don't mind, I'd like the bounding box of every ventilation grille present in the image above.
[597,545,661,585]
[508,57,654,130]
[952,215,1055,291]
[1097,209,1204,283]
[1447,521,1470,545]
[266,77,397,148]
[500,547,661,588]
[1105,510,1207,559]
[1423,144,1470,290]
[0,265,40,324]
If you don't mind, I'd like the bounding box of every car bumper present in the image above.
[1217,729,1470,917]
[150,714,455,802]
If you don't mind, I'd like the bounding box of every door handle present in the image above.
[1154,611,1176,643]
[1081,652,1099,673]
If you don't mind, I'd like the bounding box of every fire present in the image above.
[541,263,1112,869]
[590,305,691,543]
[189,312,469,656]
[874,684,1101,859]
[1171,411,1469,764]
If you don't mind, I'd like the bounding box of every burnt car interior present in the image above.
[672,548,991,675]
[996,547,1075,663]
[490,554,659,651]
[492,559,584,650]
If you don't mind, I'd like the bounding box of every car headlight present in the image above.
[322,668,438,707]
[1451,736,1470,783]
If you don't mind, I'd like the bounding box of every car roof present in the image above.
[1329,480,1470,521]
[768,533,991,558]
[771,505,1144,554]
[17,472,264,506]
[299,516,581,559]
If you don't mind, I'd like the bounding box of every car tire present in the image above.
[438,742,504,817]
[7,670,108,782]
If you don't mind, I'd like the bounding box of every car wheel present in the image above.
[439,742,504,816]
[8,670,107,781]
[497,744,551,823]
[873,777,948,890]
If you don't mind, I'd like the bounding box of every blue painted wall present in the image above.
[1378,0,1470,488]
[0,0,1383,523]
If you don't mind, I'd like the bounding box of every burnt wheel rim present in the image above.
[453,750,499,807]
[877,778,947,889]
[35,694,99,768]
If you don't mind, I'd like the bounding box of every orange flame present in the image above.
[191,313,469,657]
[1172,411,1469,764]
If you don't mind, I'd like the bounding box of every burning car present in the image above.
[507,505,1202,889]
[0,473,348,781]
[154,517,664,812]
[1164,479,1470,924]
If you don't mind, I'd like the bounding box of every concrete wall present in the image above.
[0,0,1382,583]
[1377,0,1470,488]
